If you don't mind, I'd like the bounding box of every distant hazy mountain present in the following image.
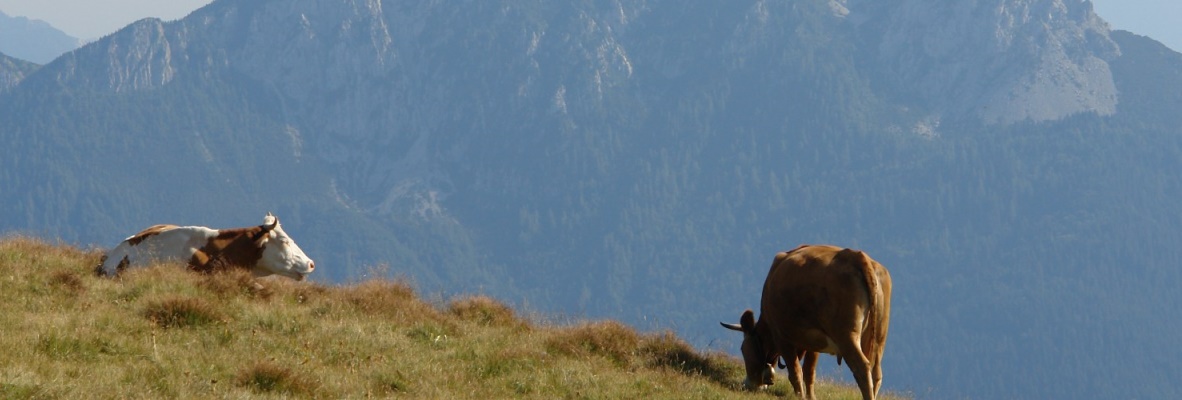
[2,1,1182,398]
[0,10,81,64]
[0,50,37,90]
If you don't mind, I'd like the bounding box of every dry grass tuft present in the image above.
[337,278,442,322]
[0,235,101,275]
[235,360,317,395]
[0,235,84,256]
[198,268,274,300]
[48,270,85,295]
[141,297,224,328]
[367,370,411,395]
[0,383,54,399]
[639,331,741,386]
[291,283,329,305]
[35,333,102,361]
[545,320,641,364]
[447,295,521,327]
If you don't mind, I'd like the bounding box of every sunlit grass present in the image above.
[0,236,909,399]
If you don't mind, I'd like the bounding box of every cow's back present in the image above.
[759,245,884,353]
[98,225,217,276]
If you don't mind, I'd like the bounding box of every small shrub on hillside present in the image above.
[235,361,316,395]
[141,297,224,328]
[447,295,521,327]
[545,320,641,365]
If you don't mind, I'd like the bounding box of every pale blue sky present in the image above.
[0,0,1178,51]
[1092,0,1181,51]
[0,0,213,41]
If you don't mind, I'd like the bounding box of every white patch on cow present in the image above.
[98,225,217,276]
[819,337,840,355]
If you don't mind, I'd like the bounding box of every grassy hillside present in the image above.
[0,237,905,399]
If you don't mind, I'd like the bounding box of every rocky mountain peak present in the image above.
[43,18,179,93]
[848,0,1120,124]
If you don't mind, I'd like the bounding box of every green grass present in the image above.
[0,236,908,399]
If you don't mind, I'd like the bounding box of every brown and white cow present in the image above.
[721,244,891,400]
[97,213,315,280]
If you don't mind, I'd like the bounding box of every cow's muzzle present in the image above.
[743,364,775,391]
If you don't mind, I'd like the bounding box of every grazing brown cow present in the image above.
[722,244,892,400]
[97,213,315,280]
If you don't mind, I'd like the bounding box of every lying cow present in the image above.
[97,213,315,280]
[722,244,892,400]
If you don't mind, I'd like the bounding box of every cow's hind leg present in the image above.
[836,336,875,400]
[802,351,819,400]
[784,350,806,399]
[871,351,884,399]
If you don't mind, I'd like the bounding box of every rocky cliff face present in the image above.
[0,51,37,90]
[47,19,182,93]
[847,0,1120,124]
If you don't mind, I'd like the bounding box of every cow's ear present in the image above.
[253,224,275,247]
[253,232,271,248]
[740,309,756,331]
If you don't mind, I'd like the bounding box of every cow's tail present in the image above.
[94,255,108,276]
[844,249,885,359]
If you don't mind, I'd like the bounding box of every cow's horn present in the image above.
[720,322,744,332]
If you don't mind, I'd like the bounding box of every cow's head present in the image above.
[721,309,775,390]
[254,213,315,280]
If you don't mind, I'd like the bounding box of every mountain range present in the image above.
[3,0,1181,398]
